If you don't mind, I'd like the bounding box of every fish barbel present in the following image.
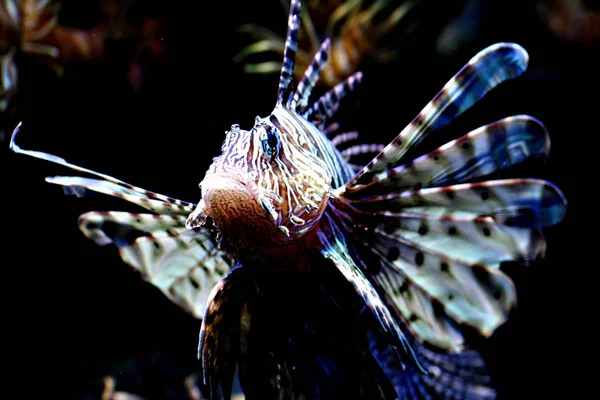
[10,0,567,398]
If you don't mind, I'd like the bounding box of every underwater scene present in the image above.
[2,0,592,398]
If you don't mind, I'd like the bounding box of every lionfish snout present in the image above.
[186,168,284,248]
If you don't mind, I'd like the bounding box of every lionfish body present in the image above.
[11,0,567,398]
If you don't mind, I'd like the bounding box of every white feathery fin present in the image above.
[330,177,566,350]
[277,0,302,105]
[289,38,331,112]
[10,124,231,320]
[348,42,530,188]
[332,198,518,351]
[78,211,231,319]
[9,123,196,215]
[346,179,567,229]
[371,230,518,340]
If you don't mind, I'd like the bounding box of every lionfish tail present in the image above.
[329,43,567,352]
[371,329,497,399]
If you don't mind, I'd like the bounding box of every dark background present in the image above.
[2,0,591,398]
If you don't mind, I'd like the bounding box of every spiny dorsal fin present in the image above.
[305,71,363,128]
[289,38,331,112]
[277,0,302,105]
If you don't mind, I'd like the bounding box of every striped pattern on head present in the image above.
[191,110,337,248]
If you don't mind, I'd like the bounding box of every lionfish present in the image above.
[235,0,419,87]
[10,0,566,398]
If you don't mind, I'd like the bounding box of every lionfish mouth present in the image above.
[186,171,278,237]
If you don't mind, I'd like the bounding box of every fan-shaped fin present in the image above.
[47,176,194,214]
[317,214,425,372]
[348,43,530,188]
[10,123,195,214]
[343,115,551,197]
[10,124,227,319]
[343,179,567,229]
[79,211,231,318]
[369,230,517,339]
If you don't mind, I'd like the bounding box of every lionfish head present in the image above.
[186,109,333,249]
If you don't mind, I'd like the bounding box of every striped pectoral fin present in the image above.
[343,115,551,198]
[79,211,231,319]
[78,211,188,246]
[348,43,530,188]
[369,230,517,343]
[372,261,467,352]
[318,231,425,373]
[48,176,195,215]
[364,210,548,267]
[348,179,567,229]
[199,267,251,400]
[10,124,196,215]
[276,0,302,105]
[119,232,230,319]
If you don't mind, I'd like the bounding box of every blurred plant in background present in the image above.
[235,0,421,88]
[0,0,61,113]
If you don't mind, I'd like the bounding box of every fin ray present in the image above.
[343,178,567,229]
[277,0,302,105]
[348,43,530,187]
[290,38,331,112]
[344,115,551,197]
[79,211,231,318]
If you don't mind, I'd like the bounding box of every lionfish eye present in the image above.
[260,127,280,159]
